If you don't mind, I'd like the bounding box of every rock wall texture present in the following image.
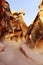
[0,0,43,51]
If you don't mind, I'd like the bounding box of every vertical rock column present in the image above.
[0,0,5,18]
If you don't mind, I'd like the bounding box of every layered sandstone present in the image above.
[0,0,43,47]
[28,0,43,50]
[0,0,28,43]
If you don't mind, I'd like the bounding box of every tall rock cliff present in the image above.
[28,0,43,48]
[0,0,43,48]
[0,0,28,42]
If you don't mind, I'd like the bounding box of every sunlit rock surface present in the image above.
[28,0,43,48]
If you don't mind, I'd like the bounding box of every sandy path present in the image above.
[21,44,43,65]
[0,44,38,65]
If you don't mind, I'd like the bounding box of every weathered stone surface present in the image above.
[0,0,29,42]
[0,0,5,18]
[28,0,43,45]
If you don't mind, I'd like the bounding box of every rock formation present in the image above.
[0,0,5,18]
[0,0,28,42]
[12,10,28,40]
[28,0,43,48]
[0,0,13,37]
[0,0,43,47]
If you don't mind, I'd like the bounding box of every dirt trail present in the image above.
[21,44,43,65]
[0,42,38,65]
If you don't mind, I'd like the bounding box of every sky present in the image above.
[6,0,40,26]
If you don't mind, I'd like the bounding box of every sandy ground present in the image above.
[21,44,43,65]
[0,41,43,65]
[0,46,37,65]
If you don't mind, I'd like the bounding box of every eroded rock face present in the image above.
[28,0,43,44]
[0,0,5,18]
[0,1,13,37]
[26,0,43,49]
[31,19,43,43]
[0,0,28,42]
[12,10,28,40]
